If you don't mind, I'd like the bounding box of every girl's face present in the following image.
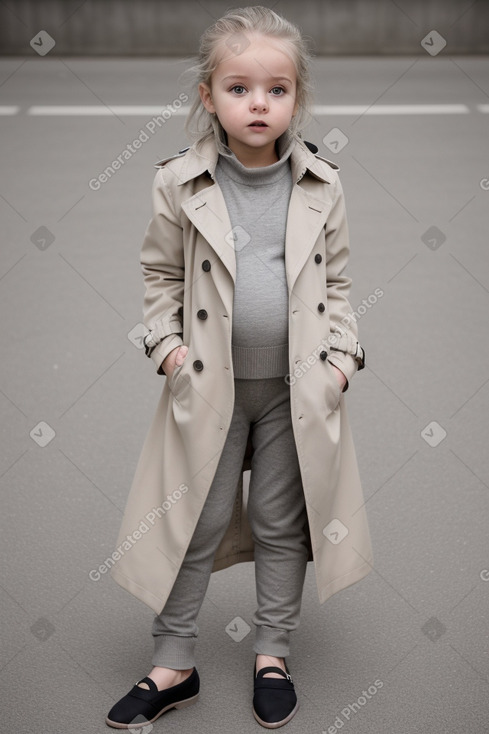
[199,34,299,164]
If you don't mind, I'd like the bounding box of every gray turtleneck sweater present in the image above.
[215,132,295,379]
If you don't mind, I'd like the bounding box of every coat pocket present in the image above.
[166,359,186,396]
[324,359,342,413]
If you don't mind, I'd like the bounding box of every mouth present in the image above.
[248,121,268,127]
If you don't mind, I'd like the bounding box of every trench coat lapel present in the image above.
[285,184,333,291]
[181,185,236,287]
[179,135,337,302]
[181,180,332,297]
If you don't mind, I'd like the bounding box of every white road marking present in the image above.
[0,103,476,117]
[9,103,472,116]
[313,104,469,115]
[26,105,190,116]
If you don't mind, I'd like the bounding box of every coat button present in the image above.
[193,360,204,371]
[197,309,208,320]
[177,306,184,317]
[320,350,328,360]
[314,253,322,264]
[202,260,211,272]
[318,302,325,313]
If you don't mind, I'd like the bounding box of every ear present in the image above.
[199,82,215,114]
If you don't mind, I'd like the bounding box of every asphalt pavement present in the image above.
[1,55,489,733]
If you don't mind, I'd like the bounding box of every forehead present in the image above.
[212,34,297,82]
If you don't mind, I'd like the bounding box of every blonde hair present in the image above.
[182,5,314,144]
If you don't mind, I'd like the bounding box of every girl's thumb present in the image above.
[176,345,188,365]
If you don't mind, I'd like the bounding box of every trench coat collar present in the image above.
[157,133,339,293]
[164,132,338,187]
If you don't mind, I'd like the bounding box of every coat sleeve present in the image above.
[324,174,365,391]
[140,168,184,374]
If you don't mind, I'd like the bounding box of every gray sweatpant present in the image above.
[151,376,310,669]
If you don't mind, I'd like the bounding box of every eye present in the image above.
[230,85,246,95]
[270,86,285,96]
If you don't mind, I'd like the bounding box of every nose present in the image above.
[250,90,268,113]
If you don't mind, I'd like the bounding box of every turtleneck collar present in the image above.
[215,128,295,187]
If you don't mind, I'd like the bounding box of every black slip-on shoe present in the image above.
[105,667,200,729]
[252,661,299,729]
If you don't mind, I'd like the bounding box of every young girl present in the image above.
[107,6,372,730]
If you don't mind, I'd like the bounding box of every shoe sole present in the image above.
[252,700,299,729]
[105,692,200,729]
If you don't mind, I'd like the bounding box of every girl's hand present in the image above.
[161,345,188,378]
[330,363,347,392]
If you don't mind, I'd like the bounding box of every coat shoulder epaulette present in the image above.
[303,140,340,172]
[154,147,190,169]
[314,153,340,171]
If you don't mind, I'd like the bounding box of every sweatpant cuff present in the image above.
[253,625,290,658]
[151,634,197,669]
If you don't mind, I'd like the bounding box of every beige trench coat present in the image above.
[110,134,373,615]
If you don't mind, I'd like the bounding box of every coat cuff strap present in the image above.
[144,332,184,374]
[327,332,365,370]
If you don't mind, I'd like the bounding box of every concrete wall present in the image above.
[1,0,488,55]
